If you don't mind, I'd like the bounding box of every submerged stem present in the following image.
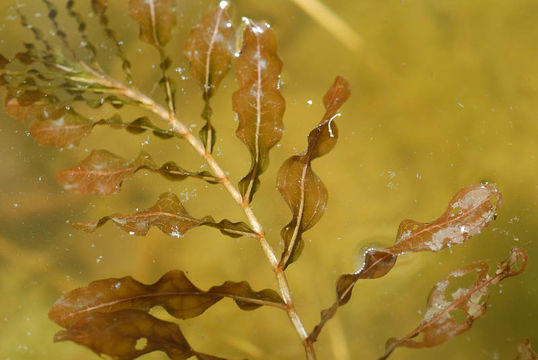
[80,67,316,358]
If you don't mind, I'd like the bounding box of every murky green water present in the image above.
[0,0,537,359]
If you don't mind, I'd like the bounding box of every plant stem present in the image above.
[80,67,316,359]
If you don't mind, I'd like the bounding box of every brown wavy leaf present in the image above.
[308,249,396,342]
[380,247,528,360]
[74,192,255,239]
[56,150,218,195]
[4,87,55,122]
[129,0,177,123]
[128,0,176,47]
[233,20,285,202]
[516,339,538,360]
[338,184,501,304]
[54,309,226,360]
[185,3,234,151]
[49,270,285,328]
[29,108,93,148]
[277,76,350,269]
[309,183,502,343]
[66,0,99,65]
[92,0,132,83]
[56,150,154,195]
[30,113,176,148]
[386,183,502,254]
[14,43,39,65]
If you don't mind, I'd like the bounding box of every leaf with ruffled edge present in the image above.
[233,20,286,202]
[49,270,285,329]
[380,247,527,359]
[54,309,226,360]
[515,339,537,360]
[56,150,218,195]
[30,113,176,149]
[185,2,234,152]
[129,0,177,118]
[74,192,256,239]
[309,183,503,343]
[277,76,350,269]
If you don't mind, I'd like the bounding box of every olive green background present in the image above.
[0,0,536,359]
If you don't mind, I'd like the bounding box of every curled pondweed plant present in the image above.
[0,0,533,359]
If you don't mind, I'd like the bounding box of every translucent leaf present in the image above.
[380,247,528,360]
[128,0,176,47]
[74,192,256,239]
[309,183,502,343]
[92,0,132,82]
[277,76,350,268]
[185,3,234,151]
[308,249,396,342]
[156,161,218,183]
[29,108,93,148]
[337,184,502,307]
[16,8,53,54]
[4,87,55,122]
[54,309,225,360]
[13,43,39,65]
[386,183,502,254]
[124,116,175,139]
[129,0,177,121]
[42,0,74,57]
[30,113,176,148]
[56,150,217,195]
[66,0,99,65]
[233,20,285,202]
[49,270,285,328]
[515,339,538,360]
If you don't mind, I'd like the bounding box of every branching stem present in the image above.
[80,66,316,359]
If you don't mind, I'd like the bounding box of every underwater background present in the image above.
[0,0,537,359]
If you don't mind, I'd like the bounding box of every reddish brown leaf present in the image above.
[56,150,217,195]
[308,249,396,342]
[386,183,502,254]
[54,309,225,360]
[309,184,502,343]
[185,3,234,151]
[277,76,350,268]
[56,150,153,195]
[30,113,176,148]
[74,192,255,239]
[49,270,285,329]
[128,0,176,47]
[14,43,39,65]
[4,87,55,122]
[380,247,528,360]
[336,250,397,306]
[124,116,175,139]
[516,339,538,360]
[92,0,132,83]
[233,20,285,202]
[29,108,93,148]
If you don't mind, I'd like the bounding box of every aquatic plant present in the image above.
[0,0,533,359]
